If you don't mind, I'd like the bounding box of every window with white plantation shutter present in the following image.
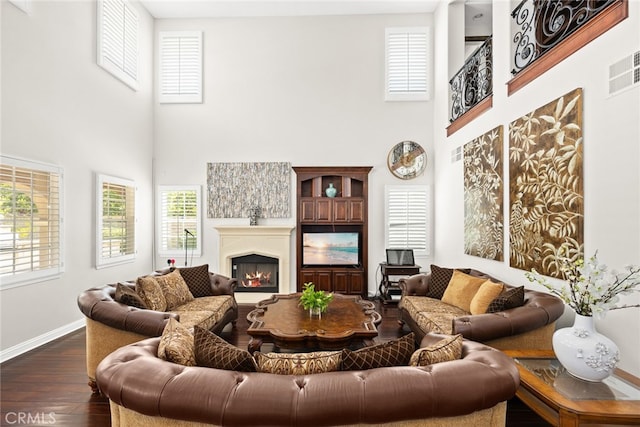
[385,27,429,101]
[0,156,64,289]
[159,31,203,103]
[96,174,136,268]
[385,185,430,257]
[97,0,139,90]
[157,186,201,257]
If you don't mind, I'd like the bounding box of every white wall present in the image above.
[433,1,640,375]
[153,13,434,295]
[0,1,155,354]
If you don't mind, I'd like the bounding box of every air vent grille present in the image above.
[608,51,640,96]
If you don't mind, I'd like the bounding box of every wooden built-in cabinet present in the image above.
[293,166,372,297]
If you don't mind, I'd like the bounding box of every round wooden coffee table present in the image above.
[246,293,381,354]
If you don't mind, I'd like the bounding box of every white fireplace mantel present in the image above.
[214,225,295,304]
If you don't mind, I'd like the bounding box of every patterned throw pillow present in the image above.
[155,270,195,310]
[409,334,463,366]
[486,286,525,313]
[179,264,212,298]
[114,282,147,309]
[341,333,415,370]
[428,265,471,299]
[158,318,195,366]
[254,351,342,375]
[193,326,256,372]
[136,276,167,312]
[441,270,487,312]
[469,280,504,315]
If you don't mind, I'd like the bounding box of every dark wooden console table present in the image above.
[246,293,381,354]
[378,263,421,304]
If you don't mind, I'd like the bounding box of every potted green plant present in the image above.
[299,282,333,318]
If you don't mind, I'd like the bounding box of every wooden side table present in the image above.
[378,263,421,304]
[504,350,640,426]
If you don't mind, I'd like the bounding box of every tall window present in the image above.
[159,31,203,103]
[157,186,201,257]
[385,27,430,101]
[97,0,139,90]
[0,156,64,289]
[96,174,136,268]
[385,185,430,257]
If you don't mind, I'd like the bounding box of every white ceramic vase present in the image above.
[553,313,620,382]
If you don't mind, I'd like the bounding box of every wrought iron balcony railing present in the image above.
[449,36,492,123]
[511,0,618,75]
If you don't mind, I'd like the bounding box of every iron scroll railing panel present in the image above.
[511,0,618,75]
[449,37,493,123]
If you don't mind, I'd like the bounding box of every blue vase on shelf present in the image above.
[325,183,337,197]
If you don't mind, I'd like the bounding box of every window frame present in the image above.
[96,0,139,91]
[384,185,430,258]
[158,31,203,104]
[156,185,202,258]
[385,26,430,102]
[96,173,136,269]
[0,155,64,290]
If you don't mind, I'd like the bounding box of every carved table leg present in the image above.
[248,337,263,355]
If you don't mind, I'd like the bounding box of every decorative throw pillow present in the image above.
[341,333,415,371]
[136,276,167,312]
[114,282,147,309]
[155,270,195,311]
[193,326,256,372]
[428,265,471,299]
[179,264,212,298]
[469,280,505,315]
[409,334,463,366]
[158,318,195,366]
[486,286,525,313]
[441,270,487,312]
[254,351,342,375]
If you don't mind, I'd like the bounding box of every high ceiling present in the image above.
[139,0,443,19]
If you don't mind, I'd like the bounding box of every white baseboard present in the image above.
[0,318,85,364]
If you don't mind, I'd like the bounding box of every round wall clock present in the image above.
[387,141,427,180]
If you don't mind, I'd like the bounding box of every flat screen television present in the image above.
[302,232,360,266]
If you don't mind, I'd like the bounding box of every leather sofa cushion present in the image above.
[194,326,256,372]
[254,351,342,375]
[179,264,213,297]
[441,270,487,312]
[487,285,525,313]
[157,318,195,366]
[470,280,504,314]
[410,334,463,366]
[342,333,414,370]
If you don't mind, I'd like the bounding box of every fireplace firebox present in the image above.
[231,254,278,293]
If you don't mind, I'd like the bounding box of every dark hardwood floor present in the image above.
[1,302,550,426]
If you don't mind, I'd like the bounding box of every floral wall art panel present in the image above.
[509,88,584,277]
[207,162,291,219]
[464,125,504,261]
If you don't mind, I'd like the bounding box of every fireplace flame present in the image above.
[242,271,271,287]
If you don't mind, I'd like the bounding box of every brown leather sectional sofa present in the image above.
[96,334,520,427]
[77,270,238,393]
[398,269,565,350]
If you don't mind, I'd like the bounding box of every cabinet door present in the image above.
[300,199,315,222]
[315,271,332,291]
[332,271,349,293]
[333,199,349,222]
[348,272,363,295]
[315,199,332,222]
[349,199,365,223]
